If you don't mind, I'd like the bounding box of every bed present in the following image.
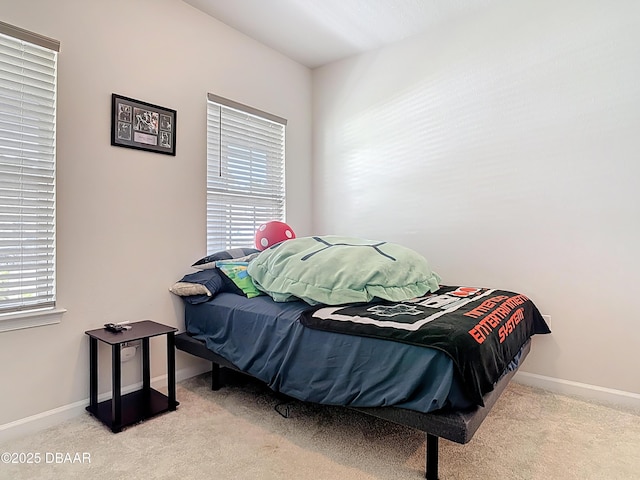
[171,237,550,479]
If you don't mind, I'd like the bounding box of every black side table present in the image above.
[85,320,179,433]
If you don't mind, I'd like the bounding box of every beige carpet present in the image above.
[1,373,638,479]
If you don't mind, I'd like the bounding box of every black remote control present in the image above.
[104,323,125,332]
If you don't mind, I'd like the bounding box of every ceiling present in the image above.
[183,0,492,69]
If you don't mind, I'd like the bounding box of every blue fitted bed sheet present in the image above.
[184,293,475,413]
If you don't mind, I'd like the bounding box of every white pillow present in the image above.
[169,282,212,297]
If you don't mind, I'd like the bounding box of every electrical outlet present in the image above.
[121,344,138,362]
[542,314,551,327]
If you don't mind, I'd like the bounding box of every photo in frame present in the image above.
[111,94,176,156]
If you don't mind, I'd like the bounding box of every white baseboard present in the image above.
[514,371,640,413]
[0,364,210,444]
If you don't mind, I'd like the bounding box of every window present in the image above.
[0,21,59,318]
[206,93,286,252]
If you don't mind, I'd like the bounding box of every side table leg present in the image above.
[111,344,122,433]
[89,338,98,410]
[141,337,151,416]
[167,332,177,410]
[142,337,150,392]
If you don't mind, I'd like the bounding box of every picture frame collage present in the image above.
[111,93,176,156]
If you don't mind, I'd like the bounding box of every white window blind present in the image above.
[206,94,286,252]
[0,22,59,315]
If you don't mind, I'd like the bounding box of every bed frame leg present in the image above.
[425,434,439,480]
[211,362,222,390]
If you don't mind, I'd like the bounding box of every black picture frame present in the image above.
[111,94,176,156]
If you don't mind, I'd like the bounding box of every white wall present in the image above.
[312,0,640,397]
[0,0,312,428]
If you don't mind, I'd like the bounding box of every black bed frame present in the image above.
[175,332,531,479]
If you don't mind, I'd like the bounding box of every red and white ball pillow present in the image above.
[255,221,295,250]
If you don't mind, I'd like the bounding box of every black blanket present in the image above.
[300,286,551,406]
